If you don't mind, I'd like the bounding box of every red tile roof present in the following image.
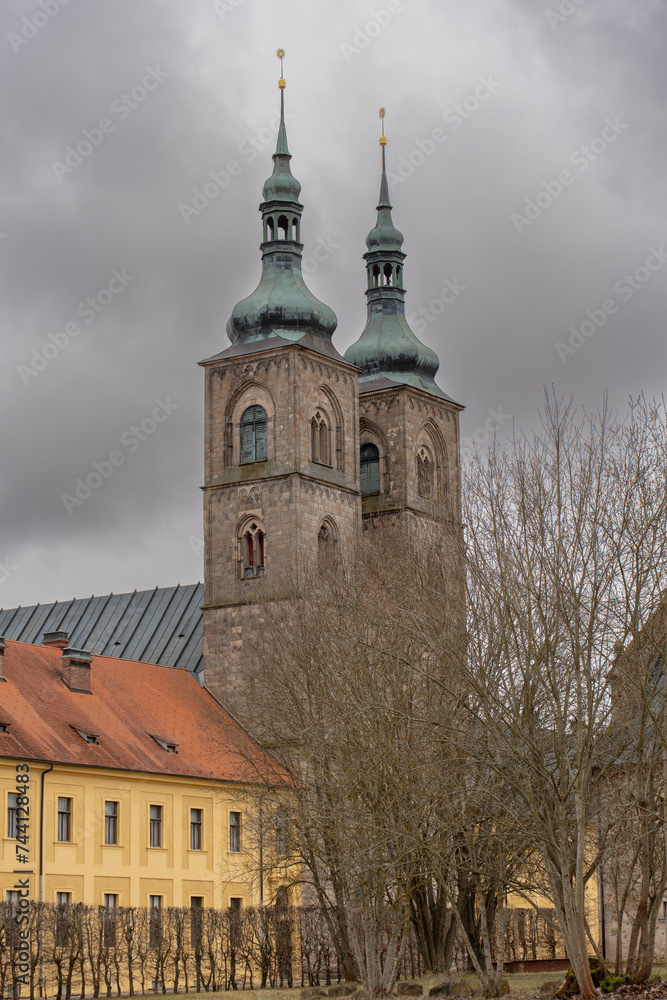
[0,641,286,786]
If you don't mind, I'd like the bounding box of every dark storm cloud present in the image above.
[1,0,665,605]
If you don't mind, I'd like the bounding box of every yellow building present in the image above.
[0,633,291,914]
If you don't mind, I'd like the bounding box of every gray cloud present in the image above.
[1,0,665,605]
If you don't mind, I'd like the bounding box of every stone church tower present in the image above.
[199,76,361,713]
[200,79,463,716]
[344,125,463,529]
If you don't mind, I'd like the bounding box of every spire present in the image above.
[226,50,338,350]
[344,109,449,400]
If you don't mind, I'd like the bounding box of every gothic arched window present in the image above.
[318,519,338,570]
[360,443,380,496]
[240,405,268,463]
[241,521,265,579]
[311,410,331,466]
[417,447,434,498]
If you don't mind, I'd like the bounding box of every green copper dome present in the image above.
[226,92,337,347]
[365,171,404,250]
[344,145,447,400]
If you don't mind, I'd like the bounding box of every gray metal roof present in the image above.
[0,584,203,677]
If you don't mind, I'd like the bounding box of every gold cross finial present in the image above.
[277,48,286,89]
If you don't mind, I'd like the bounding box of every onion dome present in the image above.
[225,52,337,348]
[344,110,449,401]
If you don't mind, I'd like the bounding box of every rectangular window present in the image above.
[6,890,19,904]
[7,793,19,839]
[190,896,203,948]
[103,894,117,947]
[104,801,118,845]
[229,897,242,948]
[56,892,71,947]
[57,797,72,842]
[149,805,162,848]
[149,895,162,948]
[275,807,288,856]
[190,808,202,850]
[229,811,241,852]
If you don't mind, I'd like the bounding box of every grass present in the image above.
[149,965,667,1000]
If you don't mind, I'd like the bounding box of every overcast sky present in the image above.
[1,0,665,608]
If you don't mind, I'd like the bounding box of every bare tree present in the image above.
[457,392,667,998]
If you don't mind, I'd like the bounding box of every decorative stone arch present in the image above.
[236,513,266,579]
[359,418,389,494]
[317,516,339,571]
[416,418,448,502]
[309,385,345,471]
[224,380,276,467]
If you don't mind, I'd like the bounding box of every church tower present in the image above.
[200,57,361,714]
[344,112,463,529]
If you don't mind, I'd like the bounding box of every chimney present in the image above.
[43,630,69,649]
[61,648,92,694]
[0,637,6,682]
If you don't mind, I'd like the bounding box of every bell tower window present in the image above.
[417,447,434,498]
[360,443,380,496]
[242,523,265,579]
[240,405,268,463]
[311,410,331,466]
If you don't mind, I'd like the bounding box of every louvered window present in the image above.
[240,406,268,463]
[360,444,380,496]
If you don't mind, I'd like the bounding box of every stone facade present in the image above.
[201,342,361,712]
[201,348,463,717]
[358,383,462,522]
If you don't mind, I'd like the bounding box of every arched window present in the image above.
[360,443,380,496]
[278,215,289,239]
[383,262,393,286]
[240,405,268,463]
[266,217,274,241]
[318,520,338,570]
[372,264,380,288]
[242,522,265,579]
[417,447,434,498]
[311,410,331,466]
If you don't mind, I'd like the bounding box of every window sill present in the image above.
[147,846,167,852]
[102,843,123,849]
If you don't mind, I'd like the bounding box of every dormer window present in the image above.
[0,723,9,733]
[71,727,98,745]
[151,735,179,753]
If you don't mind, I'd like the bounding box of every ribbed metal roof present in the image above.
[0,584,203,677]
